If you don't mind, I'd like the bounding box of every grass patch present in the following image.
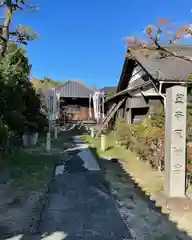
[83,132,163,194]
[0,130,77,191]
[0,149,56,190]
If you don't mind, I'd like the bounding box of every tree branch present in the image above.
[12,3,23,11]
[125,19,192,84]
[0,0,6,7]
[21,3,39,11]
[9,39,27,44]
[149,36,192,63]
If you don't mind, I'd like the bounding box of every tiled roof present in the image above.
[129,45,192,82]
[55,80,94,98]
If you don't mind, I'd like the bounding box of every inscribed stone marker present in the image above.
[164,85,187,198]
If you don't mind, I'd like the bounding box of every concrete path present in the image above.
[39,136,132,240]
[7,136,132,240]
[55,137,100,176]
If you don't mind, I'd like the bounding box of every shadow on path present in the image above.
[89,147,192,240]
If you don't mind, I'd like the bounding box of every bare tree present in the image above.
[124,18,192,63]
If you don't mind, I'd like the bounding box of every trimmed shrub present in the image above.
[34,114,48,134]
[114,114,164,169]
[115,117,132,148]
[24,121,38,133]
[3,111,26,135]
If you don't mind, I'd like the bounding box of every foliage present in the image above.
[31,76,63,100]
[107,89,116,98]
[0,119,8,145]
[148,105,164,129]
[114,111,164,169]
[188,74,192,82]
[0,43,46,137]
[3,111,26,134]
[33,114,48,134]
[187,108,192,140]
[0,1,44,154]
[114,117,125,131]
[114,104,192,173]
[115,118,131,148]
[42,76,62,87]
[22,85,41,120]
[0,43,31,116]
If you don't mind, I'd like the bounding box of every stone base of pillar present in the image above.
[153,191,192,212]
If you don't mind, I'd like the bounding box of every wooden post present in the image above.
[54,126,58,139]
[57,124,60,134]
[101,134,106,152]
[46,132,51,152]
[91,127,95,138]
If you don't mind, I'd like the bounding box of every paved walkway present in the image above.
[35,136,131,240]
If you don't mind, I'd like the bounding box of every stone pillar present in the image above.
[164,85,187,198]
[46,132,51,152]
[101,134,106,151]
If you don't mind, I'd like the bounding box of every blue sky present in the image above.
[12,0,192,88]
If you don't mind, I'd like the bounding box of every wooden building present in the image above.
[96,45,192,135]
[55,80,94,123]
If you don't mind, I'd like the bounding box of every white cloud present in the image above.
[183,34,191,39]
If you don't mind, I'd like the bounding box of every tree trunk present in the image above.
[0,1,13,58]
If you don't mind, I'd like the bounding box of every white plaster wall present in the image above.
[129,66,144,84]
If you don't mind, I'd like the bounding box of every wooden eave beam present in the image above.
[105,88,130,103]
[159,80,192,85]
